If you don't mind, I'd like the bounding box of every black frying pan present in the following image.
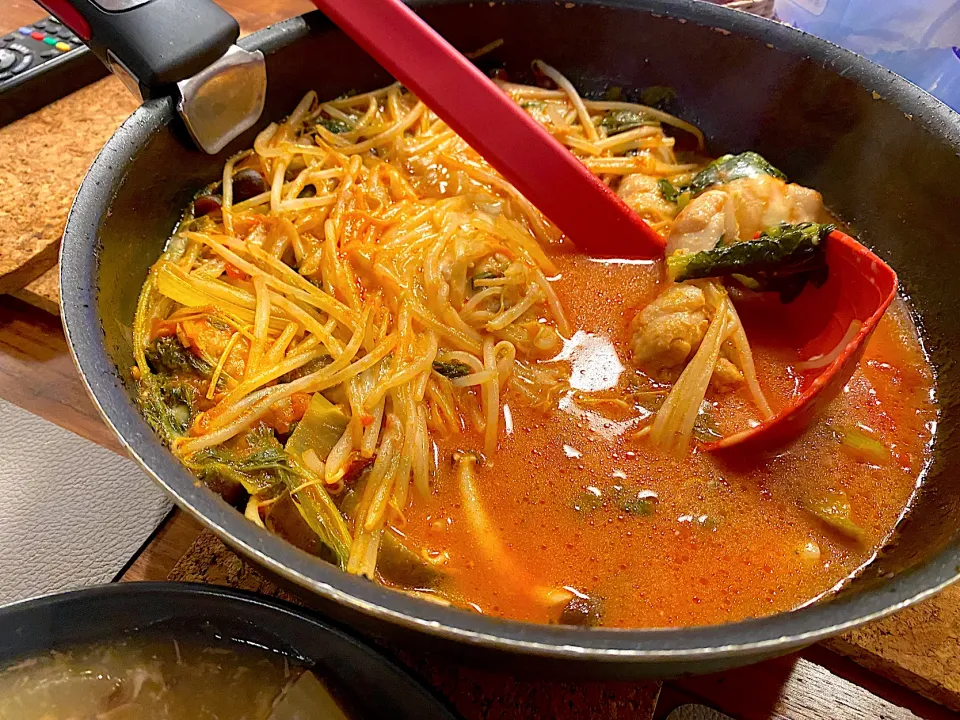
[57,0,960,676]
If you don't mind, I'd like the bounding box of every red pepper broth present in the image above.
[399,253,936,627]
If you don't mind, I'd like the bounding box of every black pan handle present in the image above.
[35,0,239,100]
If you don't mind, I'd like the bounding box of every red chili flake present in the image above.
[225,263,248,280]
[342,456,375,485]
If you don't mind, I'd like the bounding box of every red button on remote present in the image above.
[30,31,45,41]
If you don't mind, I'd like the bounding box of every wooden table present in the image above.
[1,1,957,718]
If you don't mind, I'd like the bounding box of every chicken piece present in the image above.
[179,317,248,381]
[784,182,829,221]
[665,176,828,255]
[711,348,743,391]
[725,176,828,239]
[262,392,311,434]
[617,173,678,225]
[629,283,710,375]
[630,281,746,389]
[665,190,738,255]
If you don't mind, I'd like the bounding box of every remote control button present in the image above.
[3,34,15,42]
[0,48,15,71]
[0,71,12,82]
[10,53,33,74]
[41,49,58,58]
[55,42,71,52]
[30,31,44,41]
[17,27,31,35]
[43,37,58,46]
[48,15,61,24]
[56,27,73,38]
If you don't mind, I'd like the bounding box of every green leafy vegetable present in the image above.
[572,486,658,516]
[283,461,352,569]
[571,489,604,513]
[137,338,210,445]
[617,490,659,516]
[145,336,211,377]
[318,117,352,134]
[138,374,196,444]
[184,424,352,566]
[279,356,331,384]
[667,222,834,303]
[602,86,623,102]
[689,151,786,192]
[657,178,683,203]
[659,151,787,204]
[837,427,890,465]
[805,491,865,543]
[640,85,677,109]
[184,426,293,495]
[432,360,473,379]
[377,531,444,589]
[471,270,504,289]
[598,110,658,135]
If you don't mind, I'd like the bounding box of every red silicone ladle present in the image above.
[707,229,898,451]
[309,0,664,259]
[309,0,899,449]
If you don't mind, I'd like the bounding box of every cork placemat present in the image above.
[11,267,59,315]
[0,76,135,300]
[168,530,663,720]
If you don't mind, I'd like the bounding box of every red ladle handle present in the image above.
[309,0,665,259]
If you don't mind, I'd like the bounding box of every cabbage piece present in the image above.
[805,491,865,543]
[285,393,349,461]
[838,427,890,465]
[268,671,350,720]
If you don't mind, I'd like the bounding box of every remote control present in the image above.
[0,16,108,128]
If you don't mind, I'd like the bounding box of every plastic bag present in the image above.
[775,0,960,109]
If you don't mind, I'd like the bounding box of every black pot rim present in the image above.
[0,580,348,635]
[59,0,960,663]
[0,581,459,719]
